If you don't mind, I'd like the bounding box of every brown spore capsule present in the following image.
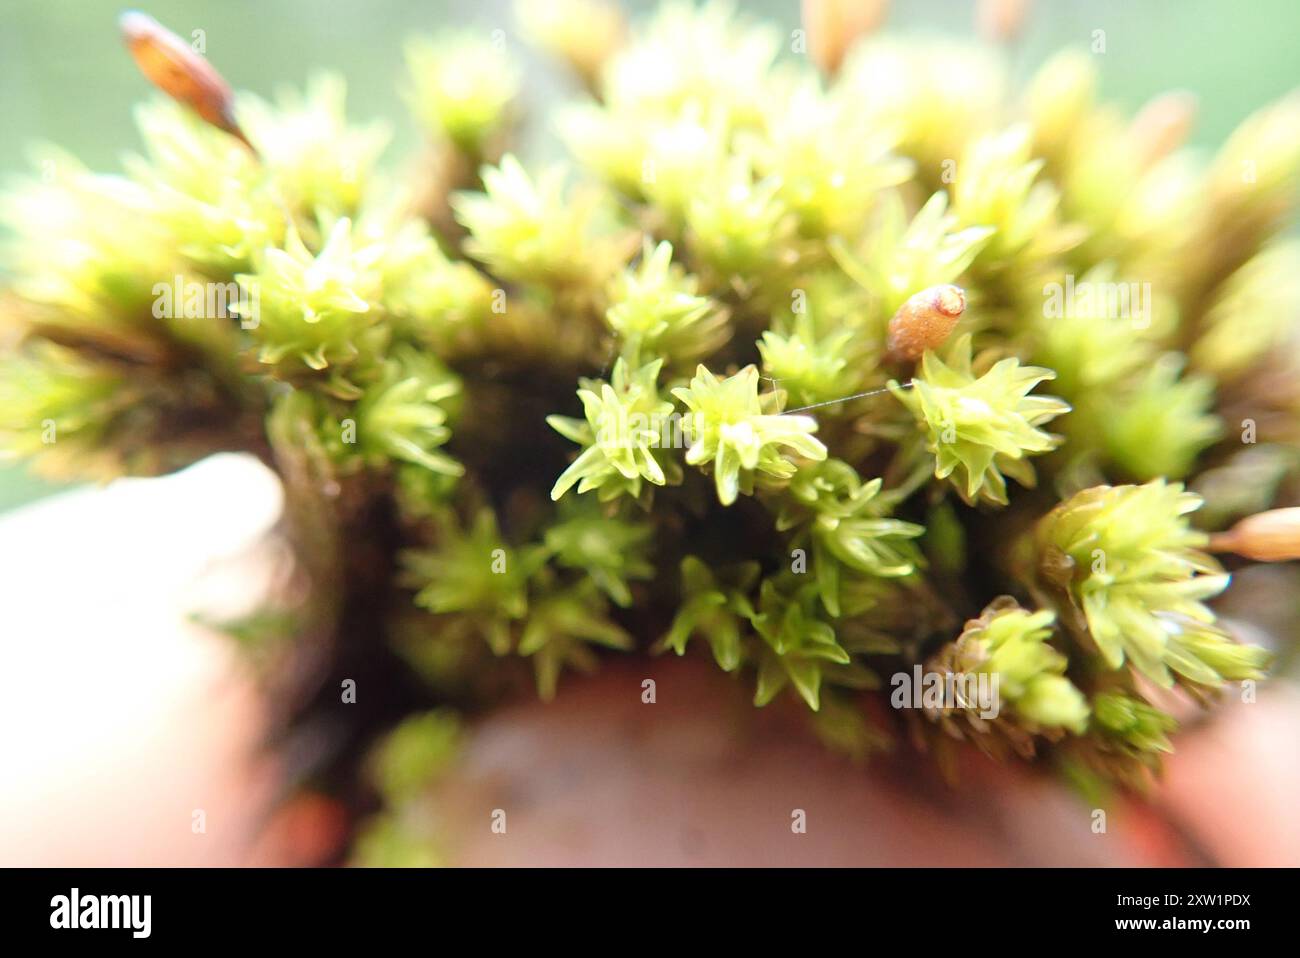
[119,10,254,151]
[886,284,967,362]
[1209,507,1300,562]
[801,0,888,77]
[976,0,1032,45]
[1129,90,1198,170]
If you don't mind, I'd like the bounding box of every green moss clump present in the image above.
[3,2,1298,858]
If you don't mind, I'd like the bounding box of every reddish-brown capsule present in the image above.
[886,285,967,362]
[976,0,1032,45]
[1209,507,1300,562]
[801,0,888,77]
[119,10,253,151]
[1128,90,1197,170]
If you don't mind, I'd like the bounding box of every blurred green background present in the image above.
[2,0,1298,512]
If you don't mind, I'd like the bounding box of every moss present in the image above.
[2,2,1297,856]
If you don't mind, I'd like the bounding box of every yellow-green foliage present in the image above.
[3,2,1296,832]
